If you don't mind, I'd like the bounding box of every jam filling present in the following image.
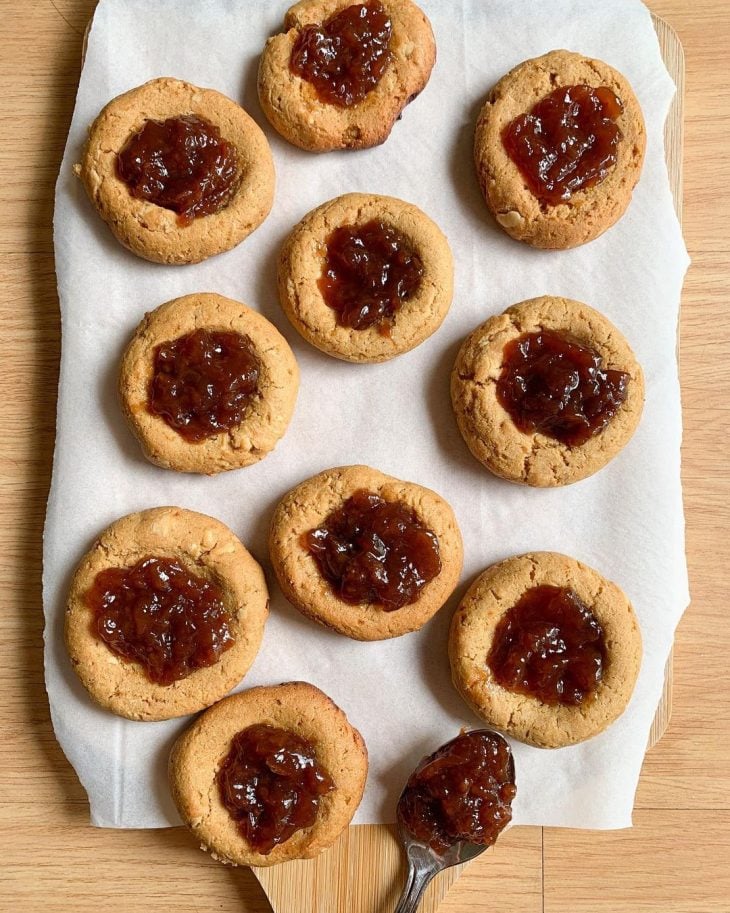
[398,730,516,855]
[319,219,424,334]
[290,0,392,107]
[217,723,334,854]
[148,329,260,443]
[116,114,239,225]
[502,84,623,205]
[304,490,441,610]
[86,556,234,685]
[488,585,606,706]
[496,329,629,447]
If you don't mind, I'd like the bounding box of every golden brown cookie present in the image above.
[278,193,453,362]
[169,682,368,866]
[75,77,275,264]
[65,507,269,721]
[258,0,436,152]
[474,50,646,249]
[270,465,463,640]
[451,296,644,487]
[119,293,299,475]
[449,552,642,748]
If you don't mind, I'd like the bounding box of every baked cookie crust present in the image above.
[278,193,453,362]
[474,50,646,249]
[75,77,275,264]
[449,552,642,748]
[119,293,299,475]
[269,465,463,640]
[65,507,269,721]
[169,681,368,866]
[450,296,644,487]
[258,0,436,151]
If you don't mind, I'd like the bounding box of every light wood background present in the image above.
[1,2,728,911]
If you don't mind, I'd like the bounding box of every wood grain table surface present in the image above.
[1,1,728,910]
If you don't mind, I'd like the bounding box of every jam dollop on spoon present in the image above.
[394,729,516,912]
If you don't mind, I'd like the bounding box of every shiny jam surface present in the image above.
[502,85,623,205]
[217,723,334,854]
[116,115,239,225]
[86,556,234,685]
[397,731,516,855]
[148,329,260,443]
[304,490,441,610]
[319,219,424,334]
[496,329,629,447]
[488,585,606,706]
[290,0,393,107]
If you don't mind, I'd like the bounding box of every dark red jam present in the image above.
[217,723,334,854]
[398,730,516,855]
[116,115,239,225]
[319,219,424,334]
[290,1,392,107]
[304,490,441,610]
[502,85,623,205]
[496,329,629,446]
[488,585,606,706]
[86,556,233,685]
[148,329,260,443]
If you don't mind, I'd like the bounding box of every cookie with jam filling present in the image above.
[269,465,463,640]
[451,296,644,487]
[65,507,269,721]
[75,77,275,264]
[278,193,453,363]
[119,293,299,475]
[474,50,646,249]
[449,552,642,748]
[169,682,368,866]
[258,0,436,151]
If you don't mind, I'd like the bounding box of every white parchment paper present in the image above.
[45,0,690,830]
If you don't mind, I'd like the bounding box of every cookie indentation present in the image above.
[290,1,392,107]
[502,85,623,205]
[117,115,240,225]
[319,219,423,333]
[488,585,606,706]
[218,723,334,854]
[496,329,629,447]
[149,329,260,443]
[87,555,234,685]
[304,489,441,610]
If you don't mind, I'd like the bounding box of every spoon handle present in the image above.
[393,859,437,913]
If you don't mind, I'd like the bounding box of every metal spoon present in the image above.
[393,730,516,913]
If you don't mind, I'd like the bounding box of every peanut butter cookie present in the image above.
[119,293,299,475]
[474,50,646,249]
[169,682,368,866]
[270,465,463,640]
[75,77,275,264]
[449,552,642,748]
[278,193,453,362]
[451,296,644,487]
[258,0,435,151]
[65,507,269,721]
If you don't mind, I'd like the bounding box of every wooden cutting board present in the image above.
[75,11,683,912]
[253,15,685,913]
